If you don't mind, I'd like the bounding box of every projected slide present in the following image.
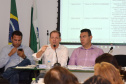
[60,0,126,45]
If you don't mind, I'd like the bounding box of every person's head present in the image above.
[80,29,92,48]
[95,53,120,69]
[44,66,79,84]
[94,62,124,84]
[83,75,111,84]
[49,30,61,48]
[11,31,23,48]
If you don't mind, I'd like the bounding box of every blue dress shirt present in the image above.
[0,44,35,71]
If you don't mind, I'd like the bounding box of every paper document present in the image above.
[67,65,94,71]
[15,65,36,69]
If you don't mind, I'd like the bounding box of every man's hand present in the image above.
[17,49,26,59]
[41,45,48,52]
[36,45,48,58]
[8,47,17,56]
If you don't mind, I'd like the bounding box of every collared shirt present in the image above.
[33,44,69,66]
[69,45,104,66]
[0,44,35,71]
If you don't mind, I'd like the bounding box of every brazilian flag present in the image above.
[8,0,19,45]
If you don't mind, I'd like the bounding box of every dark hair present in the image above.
[80,29,92,36]
[95,53,119,69]
[50,30,61,38]
[11,31,23,39]
[44,66,79,84]
[95,53,126,80]
[83,75,111,84]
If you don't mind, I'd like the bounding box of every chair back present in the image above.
[114,55,126,67]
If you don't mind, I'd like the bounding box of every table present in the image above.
[70,70,94,83]
[15,66,94,83]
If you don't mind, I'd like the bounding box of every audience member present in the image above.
[95,53,126,80]
[95,53,119,69]
[69,28,104,66]
[33,30,68,66]
[0,31,35,84]
[44,66,79,84]
[94,62,124,84]
[83,75,111,84]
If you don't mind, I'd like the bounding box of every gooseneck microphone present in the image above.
[53,45,61,67]
[108,47,113,53]
[47,30,49,44]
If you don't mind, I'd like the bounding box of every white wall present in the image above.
[0,0,126,57]
[0,0,57,50]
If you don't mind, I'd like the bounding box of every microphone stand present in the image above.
[53,45,61,67]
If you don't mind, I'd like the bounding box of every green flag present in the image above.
[30,0,40,53]
[30,0,42,64]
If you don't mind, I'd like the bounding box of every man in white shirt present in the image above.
[33,30,69,67]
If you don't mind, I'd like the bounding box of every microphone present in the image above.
[47,30,49,36]
[108,47,113,53]
[53,45,56,48]
[47,30,49,44]
[53,45,61,67]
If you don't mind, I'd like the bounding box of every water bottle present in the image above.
[31,78,37,84]
[38,78,44,84]
[46,61,51,71]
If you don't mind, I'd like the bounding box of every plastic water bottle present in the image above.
[46,61,51,70]
[31,78,37,84]
[38,78,44,84]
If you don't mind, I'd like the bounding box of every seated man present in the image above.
[69,28,104,66]
[33,30,69,67]
[32,30,69,80]
[0,31,35,84]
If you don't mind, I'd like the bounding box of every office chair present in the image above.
[67,57,70,65]
[114,55,126,67]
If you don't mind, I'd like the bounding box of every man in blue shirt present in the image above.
[0,31,35,84]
